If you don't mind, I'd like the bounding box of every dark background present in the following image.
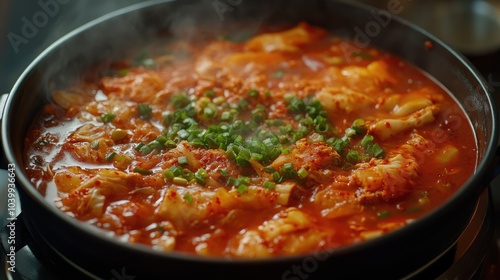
[0,0,147,94]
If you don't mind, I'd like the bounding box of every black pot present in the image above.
[1,0,498,279]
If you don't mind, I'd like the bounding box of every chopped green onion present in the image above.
[177,129,190,139]
[138,144,154,155]
[163,169,174,181]
[360,135,374,147]
[195,168,208,185]
[263,180,275,190]
[281,148,291,155]
[146,140,163,150]
[156,135,167,145]
[286,95,306,113]
[170,165,182,177]
[236,98,249,111]
[265,119,285,126]
[164,139,177,149]
[213,96,225,105]
[351,119,366,134]
[204,90,216,98]
[282,162,293,170]
[251,153,263,161]
[171,92,191,109]
[346,150,360,163]
[280,163,297,180]
[203,105,217,119]
[238,147,251,161]
[297,167,309,179]
[332,138,349,154]
[263,166,276,173]
[133,167,153,175]
[226,177,237,186]
[272,171,283,183]
[184,193,193,203]
[237,176,251,186]
[226,147,237,160]
[178,156,188,165]
[100,113,116,124]
[105,152,116,161]
[138,104,153,120]
[370,144,385,158]
[248,89,259,98]
[220,168,230,177]
[237,184,248,194]
[220,111,231,121]
[345,127,357,137]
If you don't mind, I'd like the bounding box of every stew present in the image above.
[23,22,477,258]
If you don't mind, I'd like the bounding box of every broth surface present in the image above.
[24,22,477,258]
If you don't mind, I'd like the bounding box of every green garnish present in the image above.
[297,167,309,179]
[105,152,116,161]
[133,167,153,175]
[263,180,275,190]
[220,168,230,177]
[194,168,208,185]
[178,156,188,166]
[204,90,216,98]
[248,89,259,98]
[138,104,153,120]
[370,143,385,158]
[171,92,191,109]
[184,193,193,203]
[360,135,374,147]
[346,150,360,163]
[351,119,366,134]
[237,184,248,194]
[100,113,116,124]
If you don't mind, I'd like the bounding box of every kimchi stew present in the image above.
[24,22,477,258]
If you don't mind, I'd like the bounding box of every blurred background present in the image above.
[0,0,146,94]
[355,0,500,81]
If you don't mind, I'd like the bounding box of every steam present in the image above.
[36,0,281,101]
[28,0,351,108]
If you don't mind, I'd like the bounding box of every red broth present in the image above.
[24,22,476,258]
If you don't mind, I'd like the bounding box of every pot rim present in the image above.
[1,0,498,264]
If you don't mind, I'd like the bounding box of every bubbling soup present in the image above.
[24,22,477,258]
